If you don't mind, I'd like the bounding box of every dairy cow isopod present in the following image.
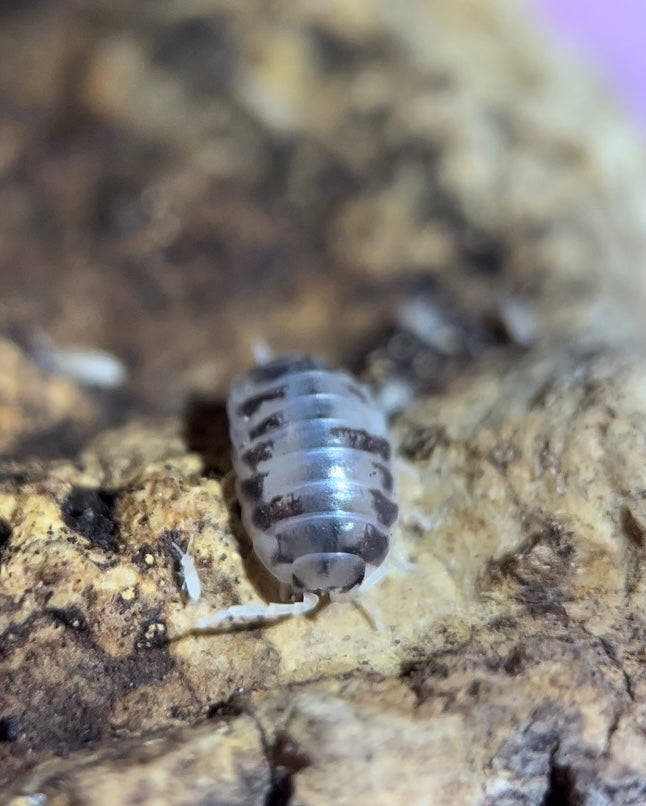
[181,355,399,630]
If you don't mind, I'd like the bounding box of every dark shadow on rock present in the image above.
[61,487,120,553]
[183,396,232,478]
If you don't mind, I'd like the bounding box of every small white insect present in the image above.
[177,355,400,633]
[31,331,127,388]
[172,536,202,604]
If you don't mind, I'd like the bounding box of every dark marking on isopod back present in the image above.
[237,385,287,418]
[351,524,390,565]
[241,441,274,471]
[372,462,393,493]
[240,473,267,501]
[253,494,304,529]
[247,356,326,384]
[369,489,398,527]
[249,412,285,440]
[271,537,296,564]
[271,494,305,522]
[252,503,271,530]
[271,518,344,564]
[329,427,391,460]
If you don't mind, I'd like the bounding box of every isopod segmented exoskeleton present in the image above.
[180,355,400,631]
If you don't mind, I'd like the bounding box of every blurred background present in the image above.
[539,0,646,130]
[1,0,646,460]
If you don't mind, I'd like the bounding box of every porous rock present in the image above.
[1,0,646,803]
[1,348,645,804]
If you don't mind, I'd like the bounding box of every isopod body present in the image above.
[227,356,399,599]
[173,538,202,604]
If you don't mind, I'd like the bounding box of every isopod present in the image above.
[173,537,202,604]
[183,355,399,630]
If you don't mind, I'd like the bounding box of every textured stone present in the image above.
[1,0,646,804]
[5,716,271,806]
[2,349,645,803]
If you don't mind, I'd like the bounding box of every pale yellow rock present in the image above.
[1,349,645,803]
[7,716,270,806]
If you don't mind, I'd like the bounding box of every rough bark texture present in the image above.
[1,1,646,804]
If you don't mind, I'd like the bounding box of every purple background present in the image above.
[537,0,646,130]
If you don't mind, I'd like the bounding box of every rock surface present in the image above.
[1,0,646,804]
[1,348,645,804]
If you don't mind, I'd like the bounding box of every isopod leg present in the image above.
[351,598,385,631]
[333,544,418,601]
[358,561,391,593]
[396,458,421,483]
[389,542,420,574]
[330,579,386,631]
[173,592,320,636]
[405,506,432,533]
